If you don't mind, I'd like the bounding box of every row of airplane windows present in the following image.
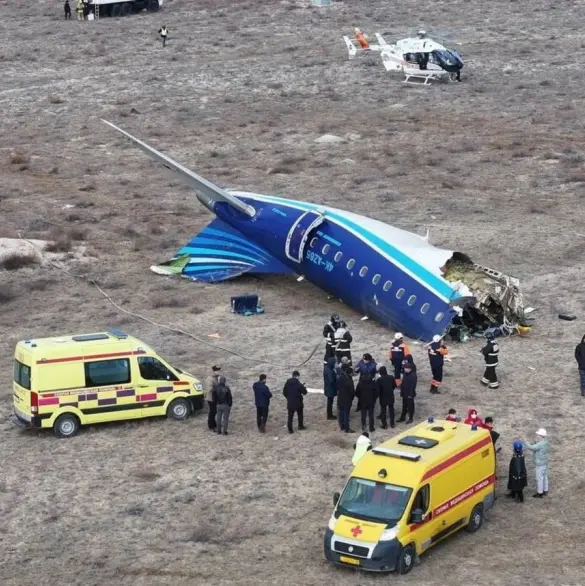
[309,237,445,323]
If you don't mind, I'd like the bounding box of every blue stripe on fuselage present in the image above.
[238,194,458,301]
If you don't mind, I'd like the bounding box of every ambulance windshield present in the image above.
[337,477,412,525]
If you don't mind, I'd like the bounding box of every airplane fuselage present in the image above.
[210,192,460,341]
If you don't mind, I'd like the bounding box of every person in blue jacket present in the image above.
[323,357,337,421]
[253,374,272,433]
[354,353,377,412]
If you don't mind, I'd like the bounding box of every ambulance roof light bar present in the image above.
[107,328,129,339]
[372,447,421,462]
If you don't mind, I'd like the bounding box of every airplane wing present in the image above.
[151,218,295,283]
[102,120,255,218]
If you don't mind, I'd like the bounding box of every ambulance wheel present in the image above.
[111,4,122,17]
[53,414,80,438]
[121,3,132,16]
[167,398,190,421]
[396,544,415,575]
[466,504,484,533]
[147,0,159,12]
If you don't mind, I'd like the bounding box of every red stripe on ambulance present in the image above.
[432,475,495,517]
[421,435,492,481]
[36,350,146,365]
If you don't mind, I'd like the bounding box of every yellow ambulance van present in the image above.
[12,329,204,438]
[324,417,496,574]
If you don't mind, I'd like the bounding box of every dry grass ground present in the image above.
[2,0,585,584]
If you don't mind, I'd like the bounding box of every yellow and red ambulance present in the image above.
[324,417,496,574]
[12,328,204,438]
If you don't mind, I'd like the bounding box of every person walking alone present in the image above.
[397,361,417,424]
[523,428,549,498]
[507,441,528,502]
[64,0,72,19]
[336,363,355,433]
[376,366,396,429]
[213,376,233,435]
[283,370,308,434]
[574,334,585,396]
[204,365,221,431]
[253,374,272,433]
[159,25,169,47]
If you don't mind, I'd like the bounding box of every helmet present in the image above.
[432,335,441,343]
[331,313,340,323]
[485,331,495,340]
[418,29,426,36]
[513,441,523,452]
[394,332,403,340]
[536,428,547,437]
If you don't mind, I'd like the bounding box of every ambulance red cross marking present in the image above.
[350,526,362,538]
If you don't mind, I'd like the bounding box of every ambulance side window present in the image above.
[412,484,430,514]
[84,359,131,388]
[138,356,179,381]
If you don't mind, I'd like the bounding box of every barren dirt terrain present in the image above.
[2,0,585,584]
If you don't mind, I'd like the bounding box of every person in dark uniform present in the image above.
[356,372,377,433]
[507,441,528,502]
[323,357,337,421]
[336,363,355,433]
[376,366,396,429]
[427,335,448,394]
[481,332,500,388]
[253,374,272,433]
[354,353,377,412]
[283,370,308,434]
[334,321,353,365]
[390,333,411,385]
[323,314,340,365]
[64,0,72,19]
[397,361,417,424]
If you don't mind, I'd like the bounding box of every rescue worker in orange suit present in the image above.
[481,331,500,388]
[427,335,448,394]
[354,27,369,49]
[464,407,484,427]
[390,332,411,385]
[323,314,340,365]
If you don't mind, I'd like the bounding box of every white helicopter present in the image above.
[343,28,464,85]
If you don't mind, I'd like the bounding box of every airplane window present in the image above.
[372,274,381,285]
[310,237,318,248]
[383,280,392,292]
[396,288,405,299]
[359,266,368,278]
[322,244,330,255]
[407,295,417,306]
[347,259,355,270]
[420,303,430,314]
[334,252,343,262]
[434,312,445,322]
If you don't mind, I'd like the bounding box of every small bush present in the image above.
[9,151,29,165]
[29,278,56,291]
[68,227,87,241]
[79,184,96,192]
[48,95,64,104]
[150,293,187,309]
[0,252,38,270]
[0,283,15,302]
[45,231,73,253]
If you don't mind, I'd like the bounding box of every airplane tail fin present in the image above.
[375,32,390,47]
[343,35,358,59]
[102,120,255,218]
